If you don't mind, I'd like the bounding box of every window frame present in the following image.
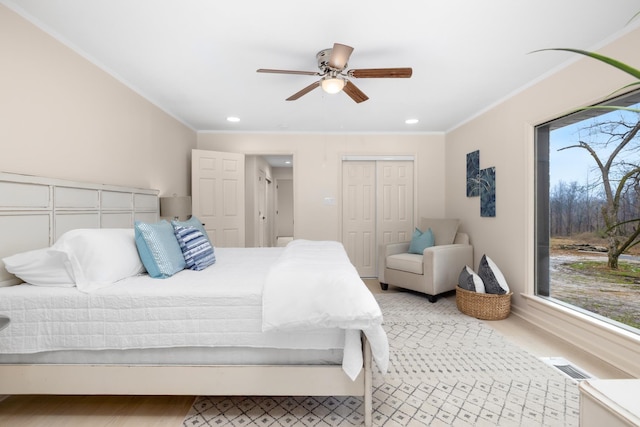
[534,89,640,322]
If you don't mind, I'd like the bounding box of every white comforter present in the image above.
[0,248,344,354]
[262,239,389,380]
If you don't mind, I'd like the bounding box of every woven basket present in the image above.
[456,285,512,320]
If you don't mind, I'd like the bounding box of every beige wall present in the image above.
[445,26,640,376]
[445,25,640,307]
[198,133,446,241]
[0,5,196,197]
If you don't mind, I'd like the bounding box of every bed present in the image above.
[0,172,388,426]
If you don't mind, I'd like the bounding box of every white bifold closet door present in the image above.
[342,160,414,277]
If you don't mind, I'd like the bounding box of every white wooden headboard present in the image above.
[0,172,159,286]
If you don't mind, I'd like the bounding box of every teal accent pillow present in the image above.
[408,227,435,254]
[134,220,186,279]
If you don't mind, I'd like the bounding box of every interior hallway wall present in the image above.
[272,167,294,240]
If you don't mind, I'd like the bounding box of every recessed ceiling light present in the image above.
[226,116,240,122]
[405,118,419,125]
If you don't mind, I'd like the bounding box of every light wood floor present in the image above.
[0,279,632,426]
[0,395,194,427]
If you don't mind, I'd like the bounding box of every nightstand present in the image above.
[0,315,9,332]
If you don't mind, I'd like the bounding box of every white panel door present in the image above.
[342,162,376,277]
[342,160,414,278]
[192,149,245,247]
[378,161,414,246]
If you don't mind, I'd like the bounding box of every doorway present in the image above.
[246,154,293,247]
[275,178,294,246]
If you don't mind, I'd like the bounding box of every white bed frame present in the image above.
[0,172,373,426]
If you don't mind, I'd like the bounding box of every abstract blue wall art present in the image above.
[466,150,480,197]
[480,166,496,217]
[466,150,496,217]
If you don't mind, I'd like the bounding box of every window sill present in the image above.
[522,294,640,340]
[518,293,640,377]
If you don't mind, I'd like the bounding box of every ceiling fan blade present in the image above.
[348,67,413,78]
[328,43,354,70]
[343,81,369,103]
[286,81,321,101]
[257,68,320,76]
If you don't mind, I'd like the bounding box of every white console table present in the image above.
[580,379,640,427]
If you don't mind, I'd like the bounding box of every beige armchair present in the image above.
[380,218,473,302]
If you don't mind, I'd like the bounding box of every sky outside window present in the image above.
[549,104,640,188]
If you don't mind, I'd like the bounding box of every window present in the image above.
[535,90,640,333]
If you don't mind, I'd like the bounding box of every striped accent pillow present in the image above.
[173,225,216,271]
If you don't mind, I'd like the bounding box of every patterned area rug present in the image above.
[183,292,579,426]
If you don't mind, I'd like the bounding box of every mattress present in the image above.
[0,247,346,358]
[0,347,344,365]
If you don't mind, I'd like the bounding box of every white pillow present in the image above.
[3,248,75,287]
[53,228,145,292]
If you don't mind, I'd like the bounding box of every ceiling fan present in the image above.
[257,43,412,103]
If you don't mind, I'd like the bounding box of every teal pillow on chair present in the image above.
[408,227,435,254]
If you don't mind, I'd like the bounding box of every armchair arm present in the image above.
[422,243,473,295]
[378,241,410,282]
[384,241,410,257]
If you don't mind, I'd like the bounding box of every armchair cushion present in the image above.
[386,253,423,275]
[419,218,460,245]
[408,227,434,254]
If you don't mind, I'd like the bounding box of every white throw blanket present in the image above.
[262,239,389,380]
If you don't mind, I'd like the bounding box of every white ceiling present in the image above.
[4,0,640,133]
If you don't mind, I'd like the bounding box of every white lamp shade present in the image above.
[160,196,192,220]
[321,77,346,94]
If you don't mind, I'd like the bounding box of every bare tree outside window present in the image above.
[557,113,640,269]
[541,102,640,331]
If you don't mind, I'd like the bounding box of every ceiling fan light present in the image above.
[321,77,345,94]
